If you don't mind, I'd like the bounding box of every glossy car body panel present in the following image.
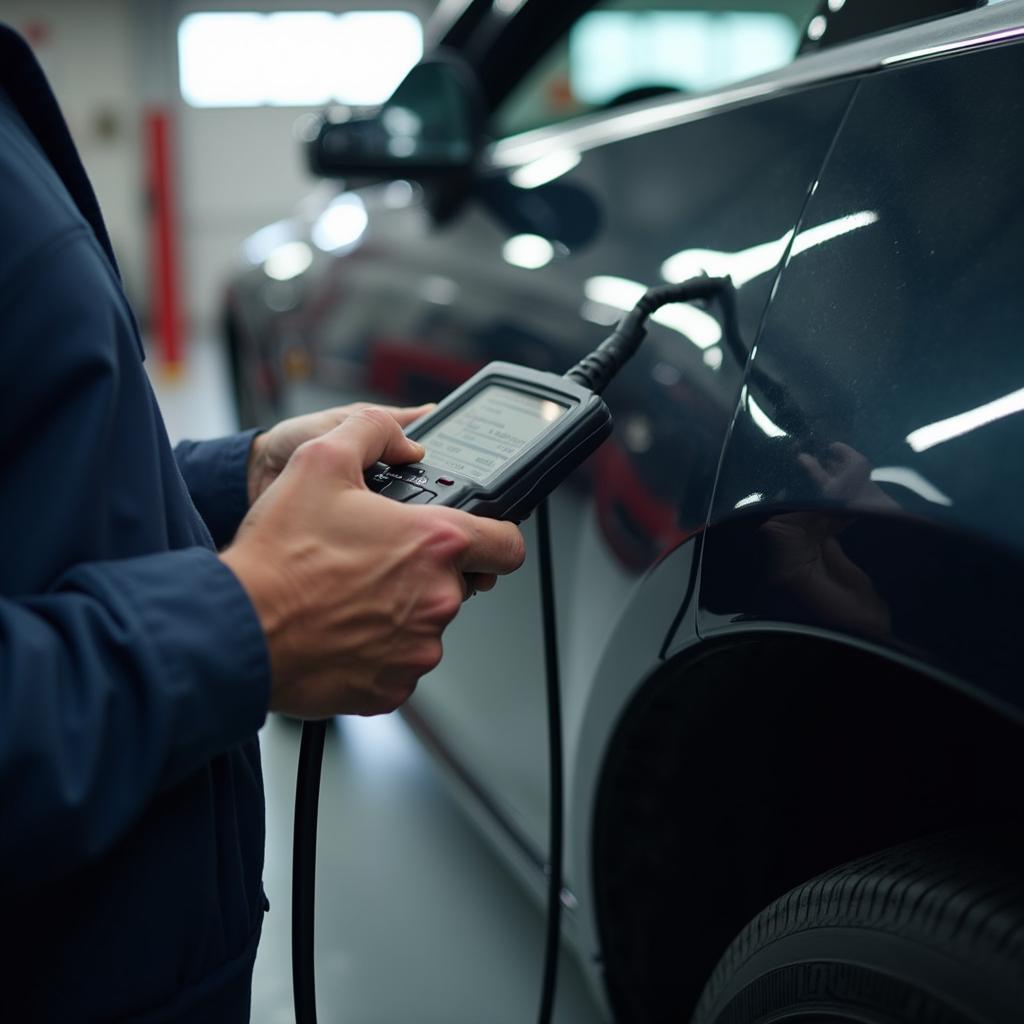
[562,535,701,963]
[695,37,1024,717]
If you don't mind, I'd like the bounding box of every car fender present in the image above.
[562,534,702,961]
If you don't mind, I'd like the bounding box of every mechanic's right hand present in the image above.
[221,407,525,718]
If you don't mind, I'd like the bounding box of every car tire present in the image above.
[692,828,1024,1024]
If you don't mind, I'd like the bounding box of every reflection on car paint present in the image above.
[508,147,582,188]
[660,209,879,287]
[905,385,1024,453]
[310,192,369,253]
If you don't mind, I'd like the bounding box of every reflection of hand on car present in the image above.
[758,511,892,638]
[755,442,896,637]
[222,407,525,719]
[797,441,901,512]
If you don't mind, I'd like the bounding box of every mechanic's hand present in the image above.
[246,402,434,505]
[222,407,525,718]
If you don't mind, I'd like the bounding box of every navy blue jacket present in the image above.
[0,26,272,1022]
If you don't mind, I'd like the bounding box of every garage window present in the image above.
[177,10,423,108]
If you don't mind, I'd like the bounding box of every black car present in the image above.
[225,2,1024,1021]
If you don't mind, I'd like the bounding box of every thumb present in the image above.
[327,406,425,474]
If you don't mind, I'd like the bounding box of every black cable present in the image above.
[535,498,564,1024]
[565,276,734,394]
[293,718,327,1024]
[290,509,566,1024]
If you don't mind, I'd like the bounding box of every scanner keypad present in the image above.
[366,463,439,503]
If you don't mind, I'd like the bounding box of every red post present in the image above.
[145,109,184,370]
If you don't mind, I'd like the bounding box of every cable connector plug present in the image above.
[565,276,733,394]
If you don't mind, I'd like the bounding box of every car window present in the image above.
[491,0,821,139]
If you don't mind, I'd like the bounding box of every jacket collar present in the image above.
[0,23,120,277]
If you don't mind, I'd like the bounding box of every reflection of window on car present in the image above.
[800,0,983,54]
[492,0,821,138]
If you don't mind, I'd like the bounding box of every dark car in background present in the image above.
[224,2,1024,1021]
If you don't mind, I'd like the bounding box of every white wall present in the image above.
[1,0,432,335]
[0,0,148,308]
[175,103,328,332]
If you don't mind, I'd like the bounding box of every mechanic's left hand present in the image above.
[247,402,434,504]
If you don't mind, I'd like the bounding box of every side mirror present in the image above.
[306,52,483,181]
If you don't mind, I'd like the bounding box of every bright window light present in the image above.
[332,12,425,106]
[178,11,423,108]
[263,12,338,106]
[179,13,269,107]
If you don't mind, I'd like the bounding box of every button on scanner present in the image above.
[380,480,423,502]
[406,490,437,504]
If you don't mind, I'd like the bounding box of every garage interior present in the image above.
[4,1,1023,1023]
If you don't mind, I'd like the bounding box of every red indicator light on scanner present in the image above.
[437,477,454,486]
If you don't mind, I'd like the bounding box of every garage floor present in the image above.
[253,715,606,1024]
[149,339,608,1024]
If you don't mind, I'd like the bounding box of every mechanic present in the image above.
[0,24,525,1022]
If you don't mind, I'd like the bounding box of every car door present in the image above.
[697,6,1024,712]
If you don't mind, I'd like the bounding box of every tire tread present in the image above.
[693,828,1024,1023]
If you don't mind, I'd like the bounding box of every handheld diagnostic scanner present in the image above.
[365,362,612,521]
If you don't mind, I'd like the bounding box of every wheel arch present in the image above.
[590,626,1024,1023]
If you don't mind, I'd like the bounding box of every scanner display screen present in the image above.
[418,385,568,484]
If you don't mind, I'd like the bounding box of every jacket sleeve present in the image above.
[174,430,261,549]
[0,547,270,891]
[0,217,270,892]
